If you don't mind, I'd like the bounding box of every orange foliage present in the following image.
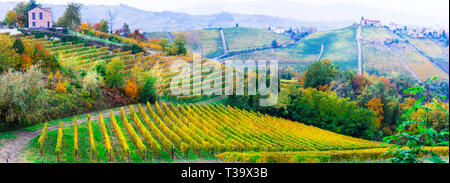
[56,80,66,93]
[319,84,331,93]
[21,53,32,69]
[125,77,140,100]
[379,76,390,88]
[352,75,367,93]
[366,98,384,129]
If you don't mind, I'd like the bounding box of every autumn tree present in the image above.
[125,77,140,100]
[366,98,384,129]
[3,11,18,26]
[0,35,21,72]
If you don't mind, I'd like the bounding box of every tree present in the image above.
[98,19,109,33]
[158,38,170,52]
[0,35,21,72]
[3,11,18,26]
[12,2,31,27]
[125,77,140,100]
[12,38,25,54]
[105,57,125,88]
[169,35,187,56]
[122,23,130,37]
[61,3,81,29]
[383,76,449,163]
[139,72,158,103]
[271,40,278,48]
[303,59,338,89]
[366,98,384,129]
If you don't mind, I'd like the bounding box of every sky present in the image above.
[1,0,449,26]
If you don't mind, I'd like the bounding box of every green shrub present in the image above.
[105,57,125,88]
[139,71,158,103]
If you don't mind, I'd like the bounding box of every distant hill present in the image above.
[0,2,352,32]
[172,26,447,81]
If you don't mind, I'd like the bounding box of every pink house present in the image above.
[28,7,53,28]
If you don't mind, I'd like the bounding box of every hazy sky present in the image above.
[1,0,449,25]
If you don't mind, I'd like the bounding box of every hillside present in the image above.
[222,27,292,52]
[26,103,389,163]
[361,26,449,81]
[223,26,358,70]
[145,27,293,58]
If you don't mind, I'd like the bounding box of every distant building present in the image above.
[388,22,401,31]
[270,26,285,34]
[28,7,53,28]
[407,28,425,38]
[361,18,381,27]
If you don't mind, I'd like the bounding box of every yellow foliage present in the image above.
[125,77,140,100]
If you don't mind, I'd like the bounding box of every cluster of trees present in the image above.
[2,0,39,28]
[0,35,57,72]
[226,59,449,140]
[152,35,187,56]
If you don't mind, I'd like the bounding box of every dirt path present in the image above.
[0,98,226,163]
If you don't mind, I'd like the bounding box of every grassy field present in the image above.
[223,27,291,52]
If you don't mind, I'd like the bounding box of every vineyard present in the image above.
[15,34,233,102]
[27,102,397,163]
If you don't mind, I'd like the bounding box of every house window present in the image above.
[32,13,36,20]
[32,22,36,27]
[39,12,43,20]
[47,21,50,28]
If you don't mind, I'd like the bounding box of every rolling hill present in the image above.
[0,2,352,32]
[361,26,449,81]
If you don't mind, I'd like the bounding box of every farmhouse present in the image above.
[28,7,53,29]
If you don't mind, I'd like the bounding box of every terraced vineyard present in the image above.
[28,103,391,163]
[18,35,231,102]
